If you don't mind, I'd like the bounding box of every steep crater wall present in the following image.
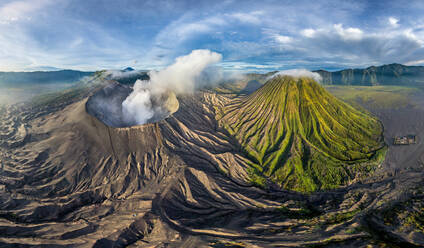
[86,82,179,128]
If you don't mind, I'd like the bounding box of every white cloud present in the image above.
[219,61,282,71]
[147,10,266,67]
[153,10,266,49]
[2,0,424,72]
[301,28,316,38]
[274,35,293,44]
[149,49,222,93]
[389,17,399,27]
[161,15,227,43]
[147,14,228,64]
[404,29,423,45]
[0,0,52,24]
[272,69,322,83]
[333,24,363,40]
[405,59,424,65]
[230,11,263,24]
[292,24,424,67]
[301,24,363,41]
[0,17,136,71]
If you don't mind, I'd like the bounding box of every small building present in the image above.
[393,135,417,145]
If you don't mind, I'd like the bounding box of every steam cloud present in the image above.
[122,81,154,125]
[122,49,222,125]
[272,69,322,83]
[106,69,140,79]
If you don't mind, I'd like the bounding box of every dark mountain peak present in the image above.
[314,69,329,73]
[315,63,424,86]
[385,63,404,67]
[122,67,135,72]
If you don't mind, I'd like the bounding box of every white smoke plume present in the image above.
[122,81,154,125]
[148,49,222,94]
[272,69,322,83]
[106,69,142,79]
[122,49,222,125]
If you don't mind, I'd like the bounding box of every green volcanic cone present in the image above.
[219,75,386,192]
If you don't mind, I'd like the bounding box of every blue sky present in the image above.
[1,0,424,72]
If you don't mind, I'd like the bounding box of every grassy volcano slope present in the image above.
[218,75,386,192]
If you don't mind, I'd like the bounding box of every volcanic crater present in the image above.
[86,81,179,128]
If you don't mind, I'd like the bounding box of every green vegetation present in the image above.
[218,75,386,192]
[326,85,420,109]
[323,208,361,225]
[381,196,424,234]
[276,204,320,219]
[405,209,424,232]
[210,240,246,248]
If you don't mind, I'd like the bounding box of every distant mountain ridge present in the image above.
[314,63,424,86]
[0,70,93,85]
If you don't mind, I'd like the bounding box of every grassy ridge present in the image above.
[218,75,386,192]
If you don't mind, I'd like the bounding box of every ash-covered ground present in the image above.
[1,81,424,247]
[374,105,424,172]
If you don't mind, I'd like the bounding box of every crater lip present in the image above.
[86,81,179,128]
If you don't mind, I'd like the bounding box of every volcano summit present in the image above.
[219,75,386,192]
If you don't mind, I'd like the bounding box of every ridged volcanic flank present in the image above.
[219,75,386,192]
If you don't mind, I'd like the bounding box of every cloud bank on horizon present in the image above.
[1,0,424,71]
